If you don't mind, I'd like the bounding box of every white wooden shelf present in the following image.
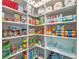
[45,35,76,39]
[2,21,27,25]
[28,21,76,26]
[2,35,27,40]
[4,48,27,59]
[36,44,45,49]
[46,47,76,59]
[28,34,44,36]
[2,5,27,15]
[36,44,76,59]
[46,4,77,15]
[28,24,45,26]
[46,20,77,25]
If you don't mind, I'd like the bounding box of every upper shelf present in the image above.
[2,5,27,16]
[46,4,77,16]
[2,35,27,40]
[46,20,77,25]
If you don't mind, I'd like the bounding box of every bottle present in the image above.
[8,26,12,37]
[18,42,22,51]
[23,51,27,59]
[3,28,8,37]
[13,28,17,36]
[22,38,27,49]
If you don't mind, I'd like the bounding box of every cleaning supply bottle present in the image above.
[23,51,27,59]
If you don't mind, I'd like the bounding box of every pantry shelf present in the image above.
[28,34,44,36]
[28,24,45,26]
[36,44,45,49]
[2,35,27,40]
[46,4,77,15]
[2,21,27,25]
[2,5,27,16]
[46,21,76,25]
[45,35,76,39]
[46,47,76,59]
[4,48,27,59]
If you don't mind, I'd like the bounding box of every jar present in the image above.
[3,29,8,37]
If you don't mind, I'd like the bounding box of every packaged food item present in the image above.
[13,28,18,36]
[22,29,27,35]
[3,28,8,37]
[22,38,27,49]
[23,51,27,59]
[65,31,68,37]
[40,16,44,24]
[72,31,77,38]
[67,30,72,37]
[21,15,27,23]
[62,15,73,22]
[58,14,63,23]
[61,31,65,37]
[8,26,13,37]
[56,25,65,31]
[18,42,22,51]
[73,15,77,20]
[14,14,21,22]
[10,43,17,54]
[6,16,12,21]
[2,40,10,58]
[3,0,18,10]
[2,12,6,21]
[9,56,17,59]
[18,5,23,12]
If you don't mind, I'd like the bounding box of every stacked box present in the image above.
[3,0,18,10]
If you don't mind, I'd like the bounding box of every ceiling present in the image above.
[29,0,51,8]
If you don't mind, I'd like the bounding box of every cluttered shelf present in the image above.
[3,49,27,59]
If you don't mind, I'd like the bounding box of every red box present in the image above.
[3,0,18,10]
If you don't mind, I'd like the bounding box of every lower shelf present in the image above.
[3,49,27,59]
[3,45,76,59]
[36,45,76,59]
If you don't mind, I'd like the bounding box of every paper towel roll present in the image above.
[64,0,76,7]
[54,2,63,10]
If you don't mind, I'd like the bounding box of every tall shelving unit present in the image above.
[2,0,77,59]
